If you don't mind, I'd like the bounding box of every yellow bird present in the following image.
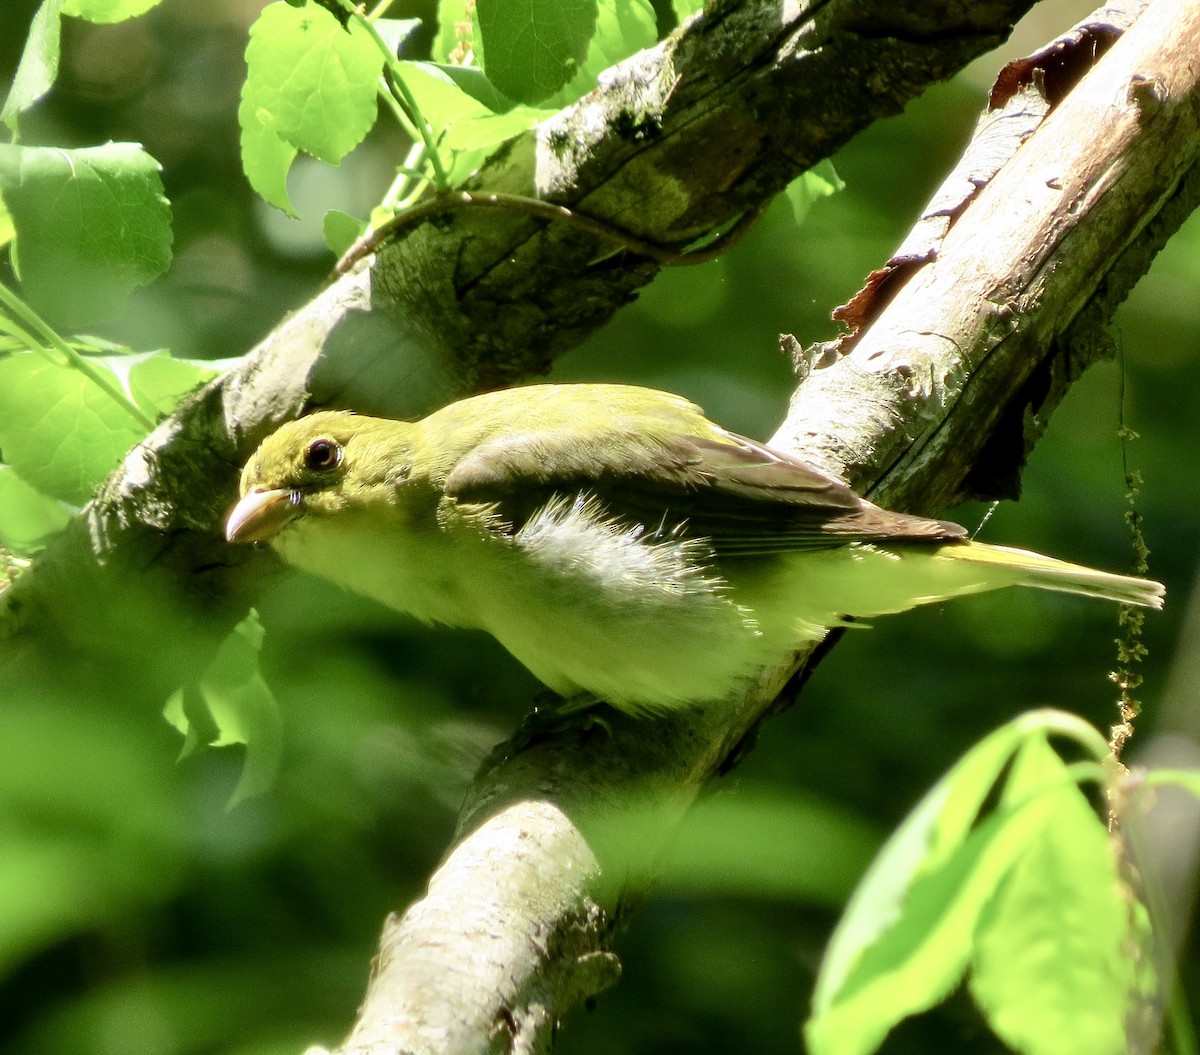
[226,384,1163,713]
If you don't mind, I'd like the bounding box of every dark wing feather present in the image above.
[444,423,965,557]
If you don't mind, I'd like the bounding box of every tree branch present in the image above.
[327,1,1200,1051]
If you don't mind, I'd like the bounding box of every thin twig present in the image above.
[330,191,767,280]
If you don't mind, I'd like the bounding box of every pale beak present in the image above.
[225,487,301,544]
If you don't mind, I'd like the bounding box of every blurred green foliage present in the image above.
[2,0,1198,1053]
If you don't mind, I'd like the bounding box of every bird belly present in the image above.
[273,513,487,627]
[464,496,790,712]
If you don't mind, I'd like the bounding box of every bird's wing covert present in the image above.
[443,411,963,555]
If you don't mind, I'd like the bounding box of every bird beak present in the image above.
[225,487,301,544]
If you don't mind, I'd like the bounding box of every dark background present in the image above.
[1,1,1197,1052]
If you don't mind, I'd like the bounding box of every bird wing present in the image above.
[442,412,964,557]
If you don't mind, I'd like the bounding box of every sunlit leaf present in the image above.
[786,160,844,225]
[398,61,552,185]
[1,0,65,133]
[238,98,300,216]
[0,351,147,504]
[61,0,166,21]
[163,611,283,807]
[806,716,1074,1055]
[0,143,172,326]
[239,1,383,213]
[970,737,1141,1055]
[112,350,221,418]
[322,209,366,257]
[542,0,657,109]
[475,0,598,104]
[0,464,73,554]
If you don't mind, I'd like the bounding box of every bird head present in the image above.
[225,412,416,545]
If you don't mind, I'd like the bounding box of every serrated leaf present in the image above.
[0,464,73,554]
[238,97,300,215]
[475,0,599,104]
[0,143,172,326]
[970,737,1139,1055]
[163,611,282,807]
[322,209,366,257]
[398,62,549,184]
[0,352,147,504]
[785,159,844,225]
[806,715,1071,1055]
[1,0,65,133]
[241,2,382,170]
[61,0,165,22]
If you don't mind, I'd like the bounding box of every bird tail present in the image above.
[943,541,1164,609]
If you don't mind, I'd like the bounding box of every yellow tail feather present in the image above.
[941,542,1164,609]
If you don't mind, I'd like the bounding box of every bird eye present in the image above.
[304,438,342,471]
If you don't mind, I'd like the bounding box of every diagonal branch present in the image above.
[328,1,1200,1051]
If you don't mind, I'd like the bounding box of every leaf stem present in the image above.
[0,281,156,430]
[331,0,452,191]
[366,0,398,19]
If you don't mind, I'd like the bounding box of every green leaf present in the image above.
[322,209,366,257]
[82,347,230,420]
[812,717,1029,1009]
[163,611,282,806]
[672,0,703,20]
[542,0,657,109]
[61,0,166,22]
[785,160,844,225]
[239,1,383,214]
[475,0,599,104]
[122,350,221,417]
[0,143,173,326]
[0,464,73,554]
[0,192,12,250]
[398,62,551,185]
[425,62,516,113]
[238,98,301,216]
[970,736,1141,1055]
[0,352,147,504]
[806,715,1070,1055]
[1,0,66,133]
[443,104,548,159]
